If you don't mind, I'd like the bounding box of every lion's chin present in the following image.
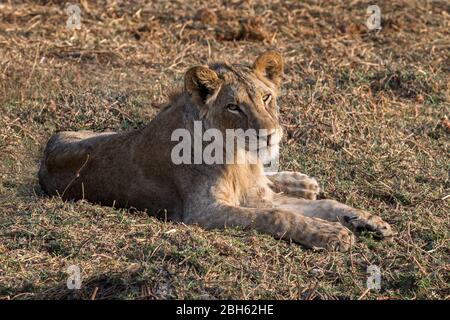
[253,143,279,164]
[267,143,280,162]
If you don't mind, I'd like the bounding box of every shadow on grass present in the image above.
[1,270,166,300]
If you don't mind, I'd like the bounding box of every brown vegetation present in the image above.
[0,0,449,299]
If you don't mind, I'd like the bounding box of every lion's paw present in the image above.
[266,171,321,200]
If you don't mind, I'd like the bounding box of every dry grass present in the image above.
[0,0,449,300]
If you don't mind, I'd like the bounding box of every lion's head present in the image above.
[184,51,284,164]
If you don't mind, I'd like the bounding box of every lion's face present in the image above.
[185,51,284,163]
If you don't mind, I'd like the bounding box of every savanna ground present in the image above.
[0,0,449,300]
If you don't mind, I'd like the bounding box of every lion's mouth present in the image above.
[218,128,283,164]
[246,129,282,151]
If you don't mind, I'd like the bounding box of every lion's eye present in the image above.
[262,94,272,103]
[226,104,241,114]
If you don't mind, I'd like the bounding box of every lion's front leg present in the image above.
[265,171,322,200]
[183,199,355,252]
[273,195,394,238]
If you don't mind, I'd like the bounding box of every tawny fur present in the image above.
[39,51,393,252]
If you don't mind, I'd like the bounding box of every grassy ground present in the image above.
[0,0,449,300]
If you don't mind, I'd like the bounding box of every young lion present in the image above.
[39,51,393,251]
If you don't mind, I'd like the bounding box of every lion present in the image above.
[39,51,393,251]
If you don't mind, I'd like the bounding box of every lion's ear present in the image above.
[185,66,221,105]
[253,51,284,86]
